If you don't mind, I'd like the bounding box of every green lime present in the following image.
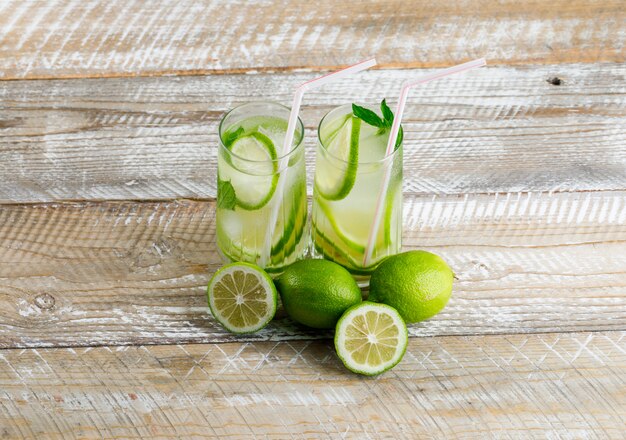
[335,301,408,376]
[222,131,278,210]
[274,259,362,329]
[368,250,454,323]
[315,116,360,201]
[207,262,277,334]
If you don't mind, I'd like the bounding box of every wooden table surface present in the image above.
[0,1,625,438]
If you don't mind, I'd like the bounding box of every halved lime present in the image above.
[222,132,278,210]
[315,116,360,201]
[335,302,408,375]
[207,262,277,334]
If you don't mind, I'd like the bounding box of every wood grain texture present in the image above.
[0,190,624,349]
[0,0,623,80]
[0,332,624,439]
[0,63,624,202]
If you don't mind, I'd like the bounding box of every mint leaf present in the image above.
[353,100,402,148]
[352,104,384,128]
[217,178,237,210]
[380,99,394,127]
[222,126,244,148]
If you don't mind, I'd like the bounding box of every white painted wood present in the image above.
[0,332,624,438]
[0,64,624,202]
[0,3,623,437]
[0,0,623,79]
[0,191,623,348]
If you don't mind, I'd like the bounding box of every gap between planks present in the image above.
[0,331,624,439]
[0,0,623,80]
[0,63,625,203]
[0,191,624,349]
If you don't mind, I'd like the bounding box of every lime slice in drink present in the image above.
[313,197,365,254]
[270,181,307,265]
[315,116,360,201]
[222,132,278,210]
[312,226,378,275]
[335,302,408,375]
[207,262,277,334]
[216,180,307,269]
[322,113,351,146]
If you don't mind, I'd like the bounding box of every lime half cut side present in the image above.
[315,116,360,201]
[335,302,408,375]
[207,262,277,334]
[223,132,278,210]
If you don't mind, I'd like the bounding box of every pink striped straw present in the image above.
[260,57,377,267]
[363,58,487,267]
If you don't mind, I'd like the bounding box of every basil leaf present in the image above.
[380,99,394,127]
[217,178,237,210]
[352,104,384,128]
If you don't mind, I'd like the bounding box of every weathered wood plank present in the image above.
[0,0,623,80]
[0,190,624,349]
[0,331,624,439]
[0,64,624,202]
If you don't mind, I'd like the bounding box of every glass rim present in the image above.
[218,101,305,164]
[317,103,402,166]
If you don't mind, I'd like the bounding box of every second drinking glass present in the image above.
[311,103,403,279]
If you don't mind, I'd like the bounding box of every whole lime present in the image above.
[275,259,362,329]
[368,250,453,323]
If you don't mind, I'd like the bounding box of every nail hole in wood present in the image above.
[34,293,56,310]
[547,77,562,86]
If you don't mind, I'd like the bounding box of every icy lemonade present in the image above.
[312,101,403,276]
[217,102,307,272]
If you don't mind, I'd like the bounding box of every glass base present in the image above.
[309,245,373,288]
[216,241,374,286]
[216,245,305,279]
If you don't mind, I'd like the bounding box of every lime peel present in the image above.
[224,132,279,210]
[315,116,360,201]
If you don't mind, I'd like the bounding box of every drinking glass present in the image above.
[217,102,307,273]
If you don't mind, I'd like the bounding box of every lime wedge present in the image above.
[315,116,360,201]
[222,132,278,210]
[207,262,277,334]
[335,302,408,375]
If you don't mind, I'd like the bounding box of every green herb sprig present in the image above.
[352,99,403,149]
[217,178,237,210]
